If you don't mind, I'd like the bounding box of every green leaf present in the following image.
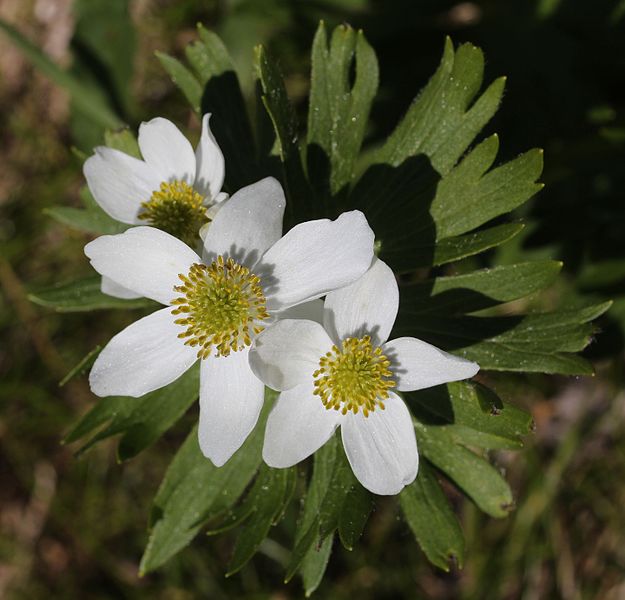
[160,25,259,190]
[431,136,544,238]
[415,420,513,518]
[44,206,129,235]
[395,303,611,374]
[286,435,361,582]
[400,261,562,315]
[66,364,200,461]
[103,128,141,158]
[59,346,102,387]
[408,381,533,451]
[307,22,379,197]
[374,38,504,176]
[64,396,128,445]
[255,45,316,225]
[348,154,440,273]
[0,19,122,129]
[191,25,260,191]
[400,461,464,571]
[301,535,333,597]
[347,39,541,274]
[203,501,255,536]
[46,186,129,235]
[140,395,271,574]
[72,0,137,119]
[402,382,531,532]
[432,222,525,266]
[155,51,202,113]
[338,481,373,550]
[226,465,297,576]
[28,276,153,312]
[187,24,234,84]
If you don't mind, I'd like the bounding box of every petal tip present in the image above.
[198,435,232,467]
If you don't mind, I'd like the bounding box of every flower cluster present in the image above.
[84,116,479,495]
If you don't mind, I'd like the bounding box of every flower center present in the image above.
[139,180,209,247]
[171,256,269,359]
[313,336,396,417]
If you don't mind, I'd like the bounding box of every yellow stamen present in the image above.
[171,256,269,359]
[139,180,208,247]
[313,336,395,417]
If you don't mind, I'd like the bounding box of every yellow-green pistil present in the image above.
[313,336,396,417]
[171,256,269,359]
[139,180,209,247]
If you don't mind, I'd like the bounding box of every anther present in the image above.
[139,180,209,246]
[171,257,268,358]
[313,337,395,417]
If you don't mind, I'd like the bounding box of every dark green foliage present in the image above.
[28,276,154,312]
[65,364,200,460]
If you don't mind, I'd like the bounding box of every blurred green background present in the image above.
[2,0,625,597]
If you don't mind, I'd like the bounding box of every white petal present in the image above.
[198,347,265,467]
[100,276,143,299]
[194,113,225,200]
[83,148,161,224]
[274,299,325,324]
[202,177,285,268]
[89,306,197,397]
[324,258,398,346]
[263,381,341,468]
[85,226,200,305]
[261,210,375,311]
[138,117,196,183]
[382,337,479,391]
[341,392,418,495]
[249,319,333,391]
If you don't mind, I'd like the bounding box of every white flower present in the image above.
[84,114,226,299]
[84,177,375,467]
[248,258,480,495]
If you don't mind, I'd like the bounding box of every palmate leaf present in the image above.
[390,250,606,376]
[395,302,611,374]
[333,40,542,273]
[398,381,532,565]
[409,381,534,452]
[394,385,520,570]
[126,22,606,589]
[430,135,543,239]
[306,22,379,199]
[411,383,529,518]
[349,133,543,274]
[373,38,505,176]
[400,260,563,315]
